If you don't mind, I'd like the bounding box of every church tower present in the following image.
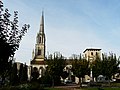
[31,11,46,65]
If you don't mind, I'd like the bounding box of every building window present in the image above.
[39,37,41,43]
[91,52,93,55]
[96,52,98,56]
[38,50,41,55]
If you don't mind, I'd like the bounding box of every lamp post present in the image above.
[90,67,93,82]
[89,57,93,82]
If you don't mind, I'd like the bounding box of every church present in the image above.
[30,12,102,82]
[30,12,47,77]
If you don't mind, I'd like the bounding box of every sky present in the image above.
[3,0,120,65]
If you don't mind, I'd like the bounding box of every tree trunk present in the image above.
[95,77,97,82]
[52,78,54,87]
[108,78,111,86]
[1,75,5,86]
[81,77,83,84]
[79,77,82,88]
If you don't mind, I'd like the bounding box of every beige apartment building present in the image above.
[83,48,101,62]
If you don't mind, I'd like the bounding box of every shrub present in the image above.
[0,83,44,90]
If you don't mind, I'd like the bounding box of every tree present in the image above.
[92,53,120,83]
[10,63,18,85]
[61,71,69,82]
[46,52,66,86]
[40,66,52,86]
[72,56,89,87]
[18,63,28,83]
[31,67,39,82]
[92,55,102,81]
[101,53,120,84]
[0,1,29,84]
[19,63,23,83]
[22,64,28,83]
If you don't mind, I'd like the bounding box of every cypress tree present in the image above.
[19,63,23,83]
[10,63,18,85]
[22,63,28,83]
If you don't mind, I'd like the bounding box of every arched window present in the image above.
[91,52,93,55]
[38,49,41,55]
[96,52,98,56]
[39,37,41,43]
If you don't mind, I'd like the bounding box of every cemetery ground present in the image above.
[0,82,120,90]
[45,82,120,90]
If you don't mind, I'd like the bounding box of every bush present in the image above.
[0,86,20,90]
[18,83,44,90]
[89,82,102,87]
[0,83,44,90]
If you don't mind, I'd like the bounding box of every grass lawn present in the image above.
[45,87,120,90]
[81,87,120,90]
[45,88,64,90]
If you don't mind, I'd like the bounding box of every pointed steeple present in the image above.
[31,11,46,65]
[40,11,44,33]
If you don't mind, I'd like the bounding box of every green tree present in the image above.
[0,1,29,84]
[22,64,28,82]
[10,63,18,85]
[19,63,23,83]
[101,53,120,84]
[61,71,69,82]
[72,57,89,87]
[18,63,28,83]
[31,67,39,82]
[40,66,52,86]
[92,55,102,81]
[46,52,66,86]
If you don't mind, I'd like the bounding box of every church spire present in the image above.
[40,11,44,33]
[31,11,46,65]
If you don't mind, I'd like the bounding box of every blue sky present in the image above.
[3,0,120,64]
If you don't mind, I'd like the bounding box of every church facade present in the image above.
[30,12,46,77]
[30,12,102,82]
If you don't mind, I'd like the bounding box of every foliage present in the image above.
[92,56,102,80]
[0,1,29,85]
[31,67,39,82]
[61,71,69,80]
[19,63,23,83]
[0,83,44,90]
[92,53,120,83]
[10,63,18,85]
[9,63,28,85]
[18,63,28,84]
[101,53,120,80]
[21,64,28,83]
[45,52,66,86]
[18,83,44,90]
[40,67,52,86]
[72,55,89,86]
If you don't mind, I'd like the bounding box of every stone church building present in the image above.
[29,12,102,82]
[30,12,47,78]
